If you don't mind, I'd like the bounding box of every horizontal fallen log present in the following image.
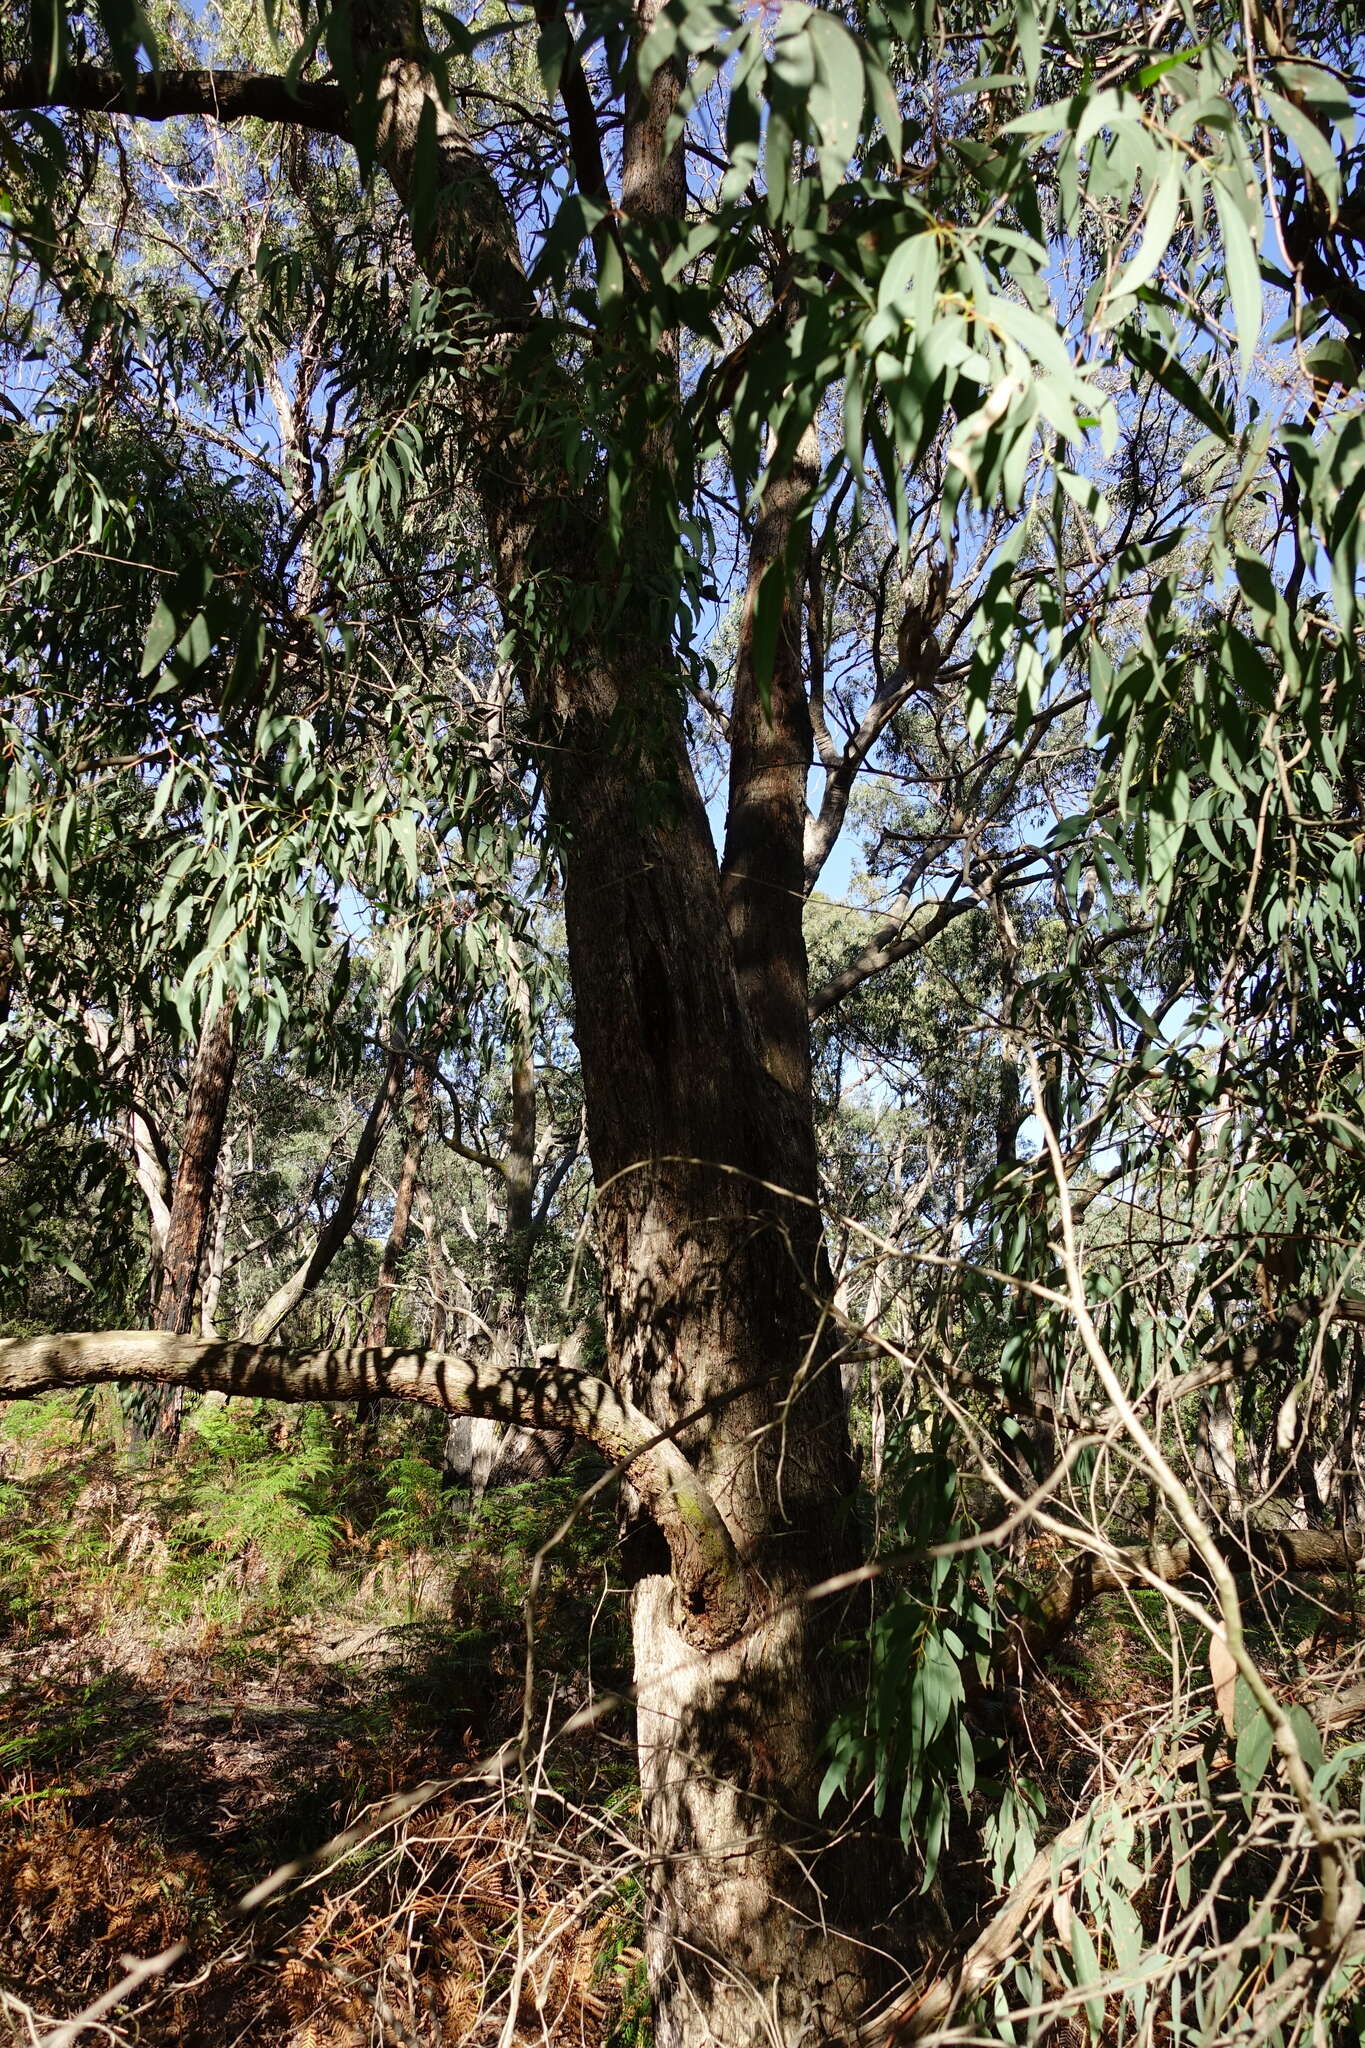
[1036,1525,1365,1640]
[0,1332,747,1643]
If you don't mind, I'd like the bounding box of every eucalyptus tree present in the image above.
[3,0,1365,2043]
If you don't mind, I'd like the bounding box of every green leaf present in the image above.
[864,46,903,162]
[95,0,159,91]
[533,191,610,287]
[1119,323,1234,440]
[140,600,178,679]
[1068,1913,1105,2037]
[876,230,939,321]
[1287,1705,1325,1778]
[807,12,865,195]
[770,6,816,92]
[1263,89,1341,214]
[1076,89,1129,149]
[1210,171,1262,381]
[174,611,212,674]
[1109,152,1183,301]
[393,809,419,885]
[1235,1707,1274,1795]
[32,0,66,90]
[536,12,570,100]
[1015,0,1043,89]
[1271,59,1353,127]
[1306,336,1358,390]
[1136,42,1211,86]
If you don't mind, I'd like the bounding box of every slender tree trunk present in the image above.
[199,1129,234,1338]
[151,1004,237,1450]
[470,964,570,1492]
[997,1025,1057,1500]
[1203,1387,1244,1519]
[356,1055,434,1427]
[416,1183,449,1351]
[246,1041,405,1342]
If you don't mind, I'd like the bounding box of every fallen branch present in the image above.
[1033,1524,1364,1645]
[36,1940,188,2048]
[856,1799,1110,2043]
[0,1332,747,1642]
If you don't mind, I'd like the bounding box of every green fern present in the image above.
[177,1403,341,1589]
[372,1452,449,1550]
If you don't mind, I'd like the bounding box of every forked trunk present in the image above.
[558,733,871,2045]
[332,11,877,2025]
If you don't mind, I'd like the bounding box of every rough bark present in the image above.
[561,733,868,2042]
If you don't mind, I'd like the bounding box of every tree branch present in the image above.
[533,0,608,200]
[803,662,918,896]
[0,63,350,136]
[0,1330,748,1644]
[808,852,1043,1022]
[246,1044,406,1343]
[1034,1525,1365,1643]
[807,887,970,1022]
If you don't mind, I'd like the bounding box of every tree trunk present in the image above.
[357,1055,434,1427]
[554,713,870,2040]
[151,1003,237,1450]
[996,1036,1057,1505]
[467,963,570,1493]
[10,26,868,2031]
[246,1041,405,1342]
[329,11,873,2031]
[199,1129,234,1338]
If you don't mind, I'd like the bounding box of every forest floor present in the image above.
[0,1396,647,2047]
[2,1397,1363,2046]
